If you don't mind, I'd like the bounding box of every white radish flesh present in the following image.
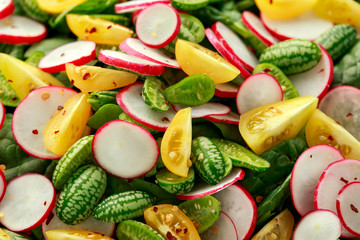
[12,86,77,159]
[0,170,6,201]
[120,37,180,68]
[236,73,283,114]
[292,209,342,240]
[291,145,344,216]
[200,211,238,240]
[99,49,165,76]
[38,41,96,73]
[172,103,231,119]
[0,0,14,20]
[136,3,180,48]
[204,111,240,125]
[0,15,47,44]
[214,82,239,98]
[115,0,170,14]
[0,173,56,232]
[116,82,176,131]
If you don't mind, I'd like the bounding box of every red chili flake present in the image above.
[269,0,273,4]
[107,25,112,29]
[175,229,181,233]
[346,113,353,118]
[85,28,89,33]
[269,106,274,110]
[60,53,65,57]
[310,155,313,158]
[113,81,117,87]
[44,201,47,206]
[264,68,271,73]
[192,221,199,229]
[32,129,39,135]
[355,178,358,180]
[182,227,188,234]
[328,135,334,141]
[45,211,54,225]
[83,72,91,80]
[162,117,170,122]
[256,196,263,203]
[62,110,66,115]
[89,27,97,34]
[318,68,324,73]
[153,206,158,212]
[162,82,166,90]
[166,232,177,240]
[54,130,60,134]
[340,177,349,184]
[11,97,18,101]
[165,101,169,105]
[70,79,74,85]
[8,79,12,83]
[57,105,64,110]
[351,204,359,213]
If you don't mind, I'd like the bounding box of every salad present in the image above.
[0,0,359,239]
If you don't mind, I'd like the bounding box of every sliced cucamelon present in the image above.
[315,24,357,61]
[24,38,74,58]
[170,0,209,11]
[0,70,20,107]
[191,136,227,185]
[259,39,322,75]
[18,0,50,22]
[90,14,130,26]
[118,112,160,135]
[116,220,165,240]
[142,76,169,111]
[178,196,221,234]
[156,167,195,194]
[56,165,107,225]
[87,90,118,111]
[25,51,45,67]
[93,190,156,223]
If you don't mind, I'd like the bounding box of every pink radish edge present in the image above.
[0,101,5,130]
[0,0,14,20]
[0,170,6,202]
[115,0,171,14]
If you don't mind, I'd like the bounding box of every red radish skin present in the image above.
[0,0,14,20]
[0,173,56,232]
[99,50,165,76]
[200,211,238,240]
[0,15,47,44]
[241,11,278,47]
[135,3,180,48]
[175,168,245,200]
[92,120,159,179]
[115,0,171,14]
[214,83,239,98]
[289,45,333,99]
[236,73,283,114]
[292,209,342,240]
[204,111,240,125]
[12,86,77,160]
[205,28,251,79]
[0,101,5,130]
[120,38,180,68]
[38,41,96,73]
[131,9,143,25]
[211,21,258,72]
[172,103,231,119]
[291,145,344,216]
[0,170,6,202]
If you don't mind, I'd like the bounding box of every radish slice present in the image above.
[115,0,170,14]
[0,170,6,202]
[204,111,240,125]
[291,145,344,216]
[337,182,360,237]
[172,103,231,119]
[288,45,333,99]
[131,9,143,25]
[211,183,256,240]
[261,10,333,41]
[0,15,47,44]
[211,21,258,72]
[99,50,165,76]
[236,73,283,114]
[38,41,96,73]
[200,211,238,240]
[0,0,14,20]
[175,167,245,200]
[116,82,176,131]
[292,209,342,240]
[136,3,180,48]
[120,38,180,68]
[205,28,251,79]
[12,86,77,159]
[214,82,239,98]
[0,101,5,130]
[92,120,158,179]
[0,173,56,232]
[319,86,360,141]
[42,208,116,240]
[241,11,278,47]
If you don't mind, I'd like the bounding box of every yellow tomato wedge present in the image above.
[43,92,92,155]
[175,39,240,84]
[66,14,134,45]
[251,209,294,240]
[65,63,137,92]
[36,0,87,14]
[46,229,114,240]
[239,96,318,155]
[161,107,192,177]
[255,0,317,20]
[0,229,10,240]
[0,53,64,100]
[144,204,201,240]
[305,109,360,160]
[313,0,360,26]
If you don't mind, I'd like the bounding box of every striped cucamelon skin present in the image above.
[191,136,227,185]
[156,167,195,194]
[18,0,50,22]
[56,164,107,225]
[116,220,165,240]
[93,190,156,223]
[259,39,322,75]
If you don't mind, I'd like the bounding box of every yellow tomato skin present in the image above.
[36,0,87,14]
[144,204,201,240]
[0,53,64,100]
[175,39,240,84]
[239,96,318,155]
[161,107,192,177]
[305,109,360,160]
[46,229,114,240]
[43,92,92,155]
[255,0,316,20]
[66,14,134,45]
[313,0,360,26]
[65,63,137,92]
